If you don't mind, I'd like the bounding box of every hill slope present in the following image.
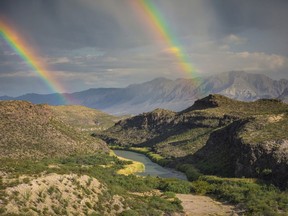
[0,101,108,159]
[2,71,288,115]
[50,105,120,131]
[100,95,288,187]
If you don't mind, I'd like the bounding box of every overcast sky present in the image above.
[0,0,288,96]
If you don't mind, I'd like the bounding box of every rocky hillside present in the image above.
[2,71,288,115]
[0,101,108,159]
[101,95,288,188]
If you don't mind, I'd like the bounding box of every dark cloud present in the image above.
[0,0,148,50]
[1,0,287,52]
[211,0,288,32]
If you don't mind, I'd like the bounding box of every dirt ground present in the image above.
[176,194,237,216]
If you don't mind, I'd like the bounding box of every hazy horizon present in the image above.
[1,70,286,98]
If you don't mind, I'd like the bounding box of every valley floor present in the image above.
[176,194,235,216]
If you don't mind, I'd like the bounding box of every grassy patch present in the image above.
[114,155,145,175]
[191,176,288,215]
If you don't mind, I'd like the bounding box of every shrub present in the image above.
[159,179,191,194]
[194,176,288,215]
[163,191,176,199]
[191,180,212,195]
[113,204,120,211]
[177,164,201,181]
[120,210,139,216]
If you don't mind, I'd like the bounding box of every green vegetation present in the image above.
[191,176,288,215]
[158,179,191,194]
[0,153,183,215]
[177,164,202,181]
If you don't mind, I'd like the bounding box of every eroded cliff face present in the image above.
[234,115,288,188]
[189,118,288,188]
[234,137,288,188]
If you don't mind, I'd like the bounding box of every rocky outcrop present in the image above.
[116,108,176,130]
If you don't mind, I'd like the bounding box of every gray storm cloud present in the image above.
[0,0,287,96]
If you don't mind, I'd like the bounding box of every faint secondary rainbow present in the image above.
[131,0,200,83]
[0,19,69,104]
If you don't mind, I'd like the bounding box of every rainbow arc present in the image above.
[131,0,200,83]
[0,19,68,104]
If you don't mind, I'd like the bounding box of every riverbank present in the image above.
[114,150,187,180]
[110,146,170,165]
[110,150,145,175]
[110,145,200,181]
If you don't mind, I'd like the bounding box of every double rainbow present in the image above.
[131,0,199,82]
[1,1,200,104]
[0,19,68,103]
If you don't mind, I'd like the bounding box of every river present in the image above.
[114,150,187,180]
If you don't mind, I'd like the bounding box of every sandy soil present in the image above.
[268,114,284,123]
[176,194,237,216]
[3,173,125,216]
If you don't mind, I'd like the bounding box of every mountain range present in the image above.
[1,71,288,115]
